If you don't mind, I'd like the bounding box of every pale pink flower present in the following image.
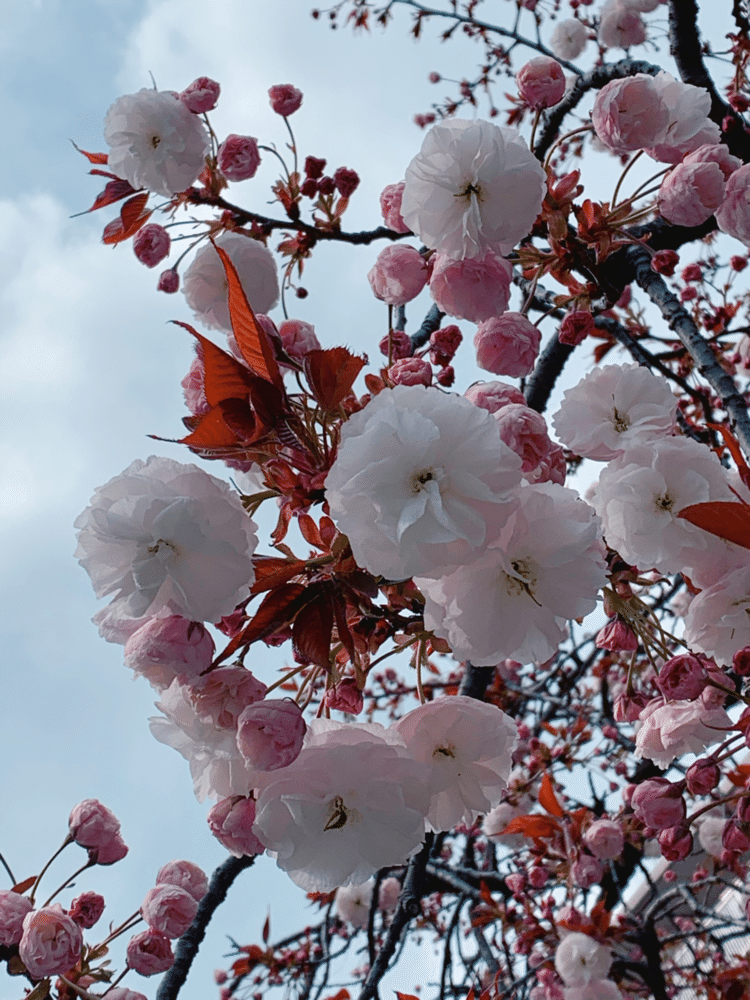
[156,860,208,902]
[141,884,198,939]
[645,72,720,163]
[684,142,742,180]
[278,319,322,361]
[635,698,732,768]
[218,134,261,181]
[591,438,733,575]
[630,778,685,829]
[124,615,215,691]
[526,442,567,486]
[180,76,220,114]
[19,905,83,979]
[474,312,541,377]
[597,0,646,50]
[379,182,411,233]
[335,880,374,928]
[683,564,750,666]
[494,404,555,475]
[401,118,546,259]
[428,250,513,322]
[563,983,622,1000]
[389,357,432,387]
[104,89,210,198]
[69,799,121,849]
[236,699,306,770]
[549,19,588,60]
[657,654,706,700]
[465,380,525,412]
[583,819,624,860]
[207,796,266,857]
[698,815,727,858]
[571,855,604,888]
[68,892,105,929]
[516,56,566,109]
[190,666,267,729]
[253,722,430,890]
[592,75,670,154]
[269,84,303,116]
[554,933,612,986]
[659,161,726,227]
[76,456,257,627]
[481,801,527,845]
[378,877,401,912]
[126,928,174,976]
[0,890,33,946]
[324,385,522,581]
[133,224,170,267]
[368,244,428,305]
[552,362,677,461]
[89,834,129,866]
[417,483,607,665]
[183,232,279,332]
[392,696,518,831]
[717,164,750,246]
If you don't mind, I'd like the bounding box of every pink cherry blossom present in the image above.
[218,134,261,181]
[69,799,121,849]
[659,160,725,226]
[563,982,623,1000]
[389,357,432,387]
[89,834,129,866]
[645,72,720,163]
[0,890,33,946]
[133,224,170,268]
[429,325,463,366]
[583,819,624,860]
[554,932,612,986]
[189,666,267,729]
[591,75,670,154]
[716,163,750,246]
[635,698,732,768]
[180,76,220,114]
[494,403,555,475]
[236,699,306,770]
[659,825,693,861]
[571,855,604,888]
[141,884,198,939]
[19,905,83,979]
[379,182,411,233]
[269,84,303,116]
[598,0,647,49]
[68,892,105,929]
[324,678,364,715]
[393,696,518,831]
[684,142,742,179]
[559,310,595,346]
[335,880,374,928]
[156,860,209,902]
[549,19,588,60]
[657,653,706,700]
[516,56,566,109]
[368,244,428,305]
[474,312,541,377]
[207,796,266,857]
[683,563,750,666]
[333,167,360,198]
[158,267,180,293]
[429,251,513,322]
[378,877,401,913]
[124,615,215,690]
[465,380,525,412]
[630,778,686,829]
[126,927,175,976]
[278,319,322,361]
[401,118,546,259]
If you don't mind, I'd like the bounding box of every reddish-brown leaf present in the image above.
[395,994,418,1000]
[303,347,366,411]
[12,875,36,894]
[677,501,750,550]
[212,240,283,389]
[538,773,565,818]
[500,815,561,839]
[332,590,357,664]
[292,592,334,667]
[215,584,309,664]
[327,991,350,1000]
[708,422,750,489]
[298,513,325,550]
[81,175,138,214]
[271,501,294,545]
[248,374,287,428]
[172,322,254,406]
[72,142,109,164]
[178,400,258,450]
[102,192,152,245]
[250,556,307,595]
[262,913,270,944]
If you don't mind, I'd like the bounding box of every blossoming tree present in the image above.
[8,1,750,998]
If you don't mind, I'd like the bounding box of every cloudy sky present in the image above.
[0,2,733,998]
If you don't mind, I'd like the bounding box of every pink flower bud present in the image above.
[436,365,455,387]
[598,1,647,49]
[278,319,322,361]
[657,654,706,700]
[686,759,720,795]
[333,167,360,198]
[651,249,679,275]
[69,799,121,848]
[324,678,365,715]
[126,927,175,976]
[368,245,428,306]
[429,251,513,323]
[505,873,526,896]
[0,890,33,946]
[659,161,726,227]
[68,892,105,929]
[570,855,604,888]
[613,691,648,722]
[595,617,639,651]
[133,224,170,268]
[631,778,686,830]
[723,820,750,853]
[141,884,198,939]
[659,825,693,861]
[180,77,220,114]
[19,904,83,979]
[304,155,326,179]
[189,666,267,729]
[318,175,335,196]
[207,796,265,857]
[218,134,261,182]
[158,267,180,293]
[89,833,129,866]
[156,860,208,903]
[379,182,411,234]
[124,615,215,690]
[389,357,432,387]
[494,403,554,474]
[528,866,548,888]
[733,646,750,675]
[269,84,303,117]
[378,876,401,913]
[516,56,566,109]
[379,329,412,360]
[558,310,595,346]
[429,325,462,367]
[464,380,525,412]
[583,819,625,860]
[474,312,541,377]
[300,177,318,197]
[236,698,306,770]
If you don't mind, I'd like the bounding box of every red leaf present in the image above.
[500,815,561,839]
[173,322,254,407]
[178,400,259,450]
[538,773,565,818]
[272,501,294,545]
[708,422,750,489]
[77,175,138,215]
[262,913,270,944]
[102,192,152,244]
[215,584,309,664]
[71,141,108,164]
[12,875,36,894]
[298,513,325,550]
[396,994,419,1000]
[303,347,366,411]
[332,590,357,664]
[250,556,306,595]
[212,240,284,389]
[677,501,750,550]
[292,592,334,667]
[328,992,350,1000]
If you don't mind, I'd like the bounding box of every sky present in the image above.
[0,2,735,999]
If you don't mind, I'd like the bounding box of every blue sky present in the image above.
[0,1,735,998]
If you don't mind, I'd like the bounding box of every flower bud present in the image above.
[659,825,693,861]
[516,56,565,109]
[657,653,706,700]
[133,224,170,268]
[583,819,625,860]
[158,267,180,293]
[631,778,686,830]
[126,928,175,976]
[269,84,303,116]
[218,134,261,181]
[236,699,306,770]
[389,357,432,387]
[686,759,720,795]
[180,77,220,114]
[207,796,265,857]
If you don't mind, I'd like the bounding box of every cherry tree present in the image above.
[6,1,750,999]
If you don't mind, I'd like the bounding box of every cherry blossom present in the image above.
[646,72,721,163]
[428,250,513,322]
[141,884,198,938]
[400,118,546,259]
[123,614,215,690]
[597,0,646,49]
[207,796,265,857]
[19,905,83,979]
[659,160,726,226]
[549,19,588,60]
[683,564,750,665]
[335,880,374,928]
[516,56,566,109]
[635,699,732,768]
[554,932,612,987]
[717,164,750,246]
[367,244,428,305]
[218,134,261,181]
[156,859,208,902]
[0,890,33,946]
[104,89,210,198]
[474,312,541,377]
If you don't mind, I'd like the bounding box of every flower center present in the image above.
[150,134,162,149]
[455,181,482,203]
[323,795,350,831]
[611,404,631,433]
[147,538,178,558]
[411,467,439,493]
[655,492,674,512]
[433,742,456,759]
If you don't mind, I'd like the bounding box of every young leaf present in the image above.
[303,347,366,411]
[500,815,561,839]
[538,773,565,818]
[172,321,254,406]
[102,192,151,245]
[677,501,750,550]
